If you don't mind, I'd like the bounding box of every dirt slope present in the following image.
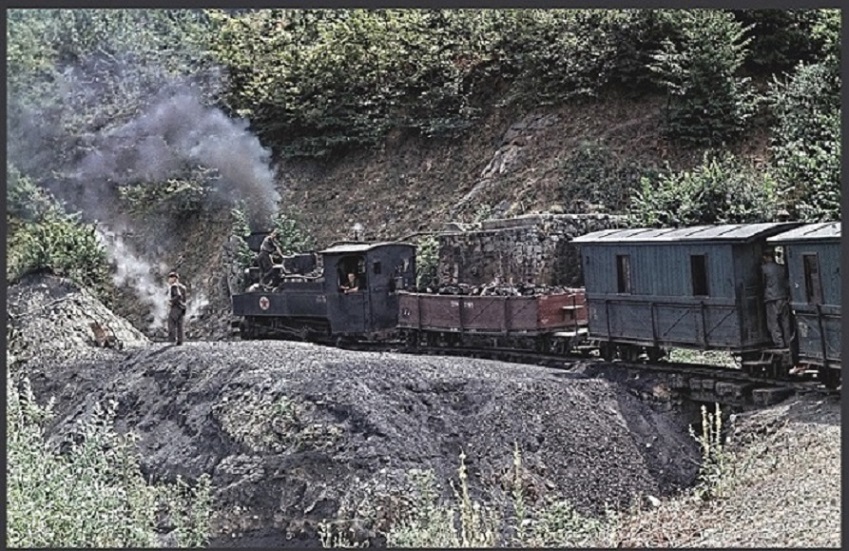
[275,91,770,247]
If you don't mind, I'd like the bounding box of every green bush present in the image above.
[117,167,218,218]
[629,152,779,227]
[271,209,315,255]
[766,22,840,222]
[650,11,757,146]
[7,165,110,299]
[7,165,60,222]
[6,374,212,547]
[732,9,827,72]
[415,235,439,290]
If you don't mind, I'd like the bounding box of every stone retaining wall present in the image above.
[436,213,624,287]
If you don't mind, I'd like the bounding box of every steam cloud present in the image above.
[96,226,211,332]
[96,227,170,330]
[77,91,280,230]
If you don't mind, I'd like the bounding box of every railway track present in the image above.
[335,340,839,403]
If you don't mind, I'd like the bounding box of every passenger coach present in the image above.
[572,223,801,363]
[767,222,841,387]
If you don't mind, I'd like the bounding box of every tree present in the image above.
[650,10,757,146]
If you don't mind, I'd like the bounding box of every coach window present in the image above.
[803,253,823,304]
[616,255,632,294]
[691,255,709,297]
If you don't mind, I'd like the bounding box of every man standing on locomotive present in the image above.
[257,229,284,286]
[761,249,793,349]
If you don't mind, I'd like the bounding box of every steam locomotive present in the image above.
[231,222,841,388]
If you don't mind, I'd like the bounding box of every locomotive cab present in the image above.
[321,242,416,338]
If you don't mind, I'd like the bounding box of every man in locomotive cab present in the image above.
[256,229,284,286]
[761,248,793,349]
[340,272,360,294]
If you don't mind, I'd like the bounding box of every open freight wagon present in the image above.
[397,289,588,353]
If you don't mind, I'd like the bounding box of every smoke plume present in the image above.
[77,91,280,230]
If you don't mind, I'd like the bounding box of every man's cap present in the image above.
[168,271,179,278]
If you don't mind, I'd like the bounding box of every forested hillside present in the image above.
[7,10,840,246]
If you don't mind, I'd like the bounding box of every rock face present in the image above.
[10,274,699,547]
[437,213,623,287]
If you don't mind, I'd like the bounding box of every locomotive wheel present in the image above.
[599,342,616,362]
[239,319,255,340]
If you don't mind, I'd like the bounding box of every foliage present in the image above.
[323,447,611,548]
[415,235,439,290]
[7,165,62,222]
[602,10,684,90]
[650,11,757,146]
[7,170,110,292]
[508,443,608,546]
[271,209,315,255]
[6,374,212,547]
[486,10,623,107]
[385,452,499,547]
[470,204,493,225]
[205,9,801,157]
[204,9,489,157]
[7,9,220,180]
[629,152,779,227]
[766,18,840,222]
[556,141,654,213]
[117,167,218,219]
[732,9,827,72]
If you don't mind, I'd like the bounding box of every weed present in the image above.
[690,403,729,501]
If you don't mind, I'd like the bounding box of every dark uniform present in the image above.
[762,255,793,348]
[257,233,280,286]
[168,273,187,345]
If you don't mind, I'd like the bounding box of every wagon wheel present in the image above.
[646,347,666,363]
[403,329,419,351]
[536,335,553,354]
[619,345,642,363]
[820,367,841,389]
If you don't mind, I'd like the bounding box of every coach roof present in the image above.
[767,222,840,243]
[572,222,801,244]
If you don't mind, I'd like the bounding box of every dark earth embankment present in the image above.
[9,273,701,547]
